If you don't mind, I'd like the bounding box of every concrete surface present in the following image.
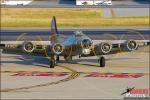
[1,29,149,41]
[103,7,149,17]
[1,42,149,99]
[112,8,149,17]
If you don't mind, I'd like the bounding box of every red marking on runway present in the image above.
[85,73,144,78]
[12,72,68,77]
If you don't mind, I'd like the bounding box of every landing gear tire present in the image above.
[99,56,105,67]
[50,60,55,68]
[56,56,60,62]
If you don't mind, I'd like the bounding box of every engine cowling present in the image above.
[23,41,36,53]
[52,43,64,55]
[99,42,112,54]
[121,40,138,51]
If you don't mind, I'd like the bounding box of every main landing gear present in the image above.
[49,55,60,68]
[98,56,105,67]
[50,55,106,68]
[50,59,55,68]
[56,56,60,62]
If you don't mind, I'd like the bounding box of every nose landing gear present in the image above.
[49,55,60,68]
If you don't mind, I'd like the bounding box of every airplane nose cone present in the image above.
[81,39,92,48]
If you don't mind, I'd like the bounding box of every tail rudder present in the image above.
[51,16,58,44]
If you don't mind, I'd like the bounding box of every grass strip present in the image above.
[1,8,149,28]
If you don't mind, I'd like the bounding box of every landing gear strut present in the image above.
[49,55,56,68]
[50,59,55,68]
[98,56,105,67]
[49,55,60,68]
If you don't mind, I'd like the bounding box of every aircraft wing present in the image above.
[1,40,149,57]
[0,41,51,57]
[92,40,150,56]
[51,39,150,57]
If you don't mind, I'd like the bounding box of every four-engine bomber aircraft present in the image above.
[0,16,149,68]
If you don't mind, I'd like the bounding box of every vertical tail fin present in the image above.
[51,16,58,44]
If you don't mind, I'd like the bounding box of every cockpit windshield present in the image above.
[74,31,84,36]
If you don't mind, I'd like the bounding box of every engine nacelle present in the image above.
[52,43,64,55]
[99,42,112,54]
[120,40,138,51]
[23,41,36,53]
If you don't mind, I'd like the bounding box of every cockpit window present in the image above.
[74,31,84,36]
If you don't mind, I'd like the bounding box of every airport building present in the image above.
[0,0,33,5]
[1,0,112,5]
[1,0,148,6]
[76,0,112,5]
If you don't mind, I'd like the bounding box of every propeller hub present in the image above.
[52,43,64,55]
[100,42,112,54]
[23,41,35,53]
[126,40,138,51]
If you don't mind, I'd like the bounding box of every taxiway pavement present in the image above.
[1,28,149,41]
[1,28,149,99]
[1,44,149,99]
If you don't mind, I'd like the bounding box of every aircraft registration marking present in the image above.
[11,72,68,77]
[6,71,148,78]
[85,73,145,78]
[1,70,149,92]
